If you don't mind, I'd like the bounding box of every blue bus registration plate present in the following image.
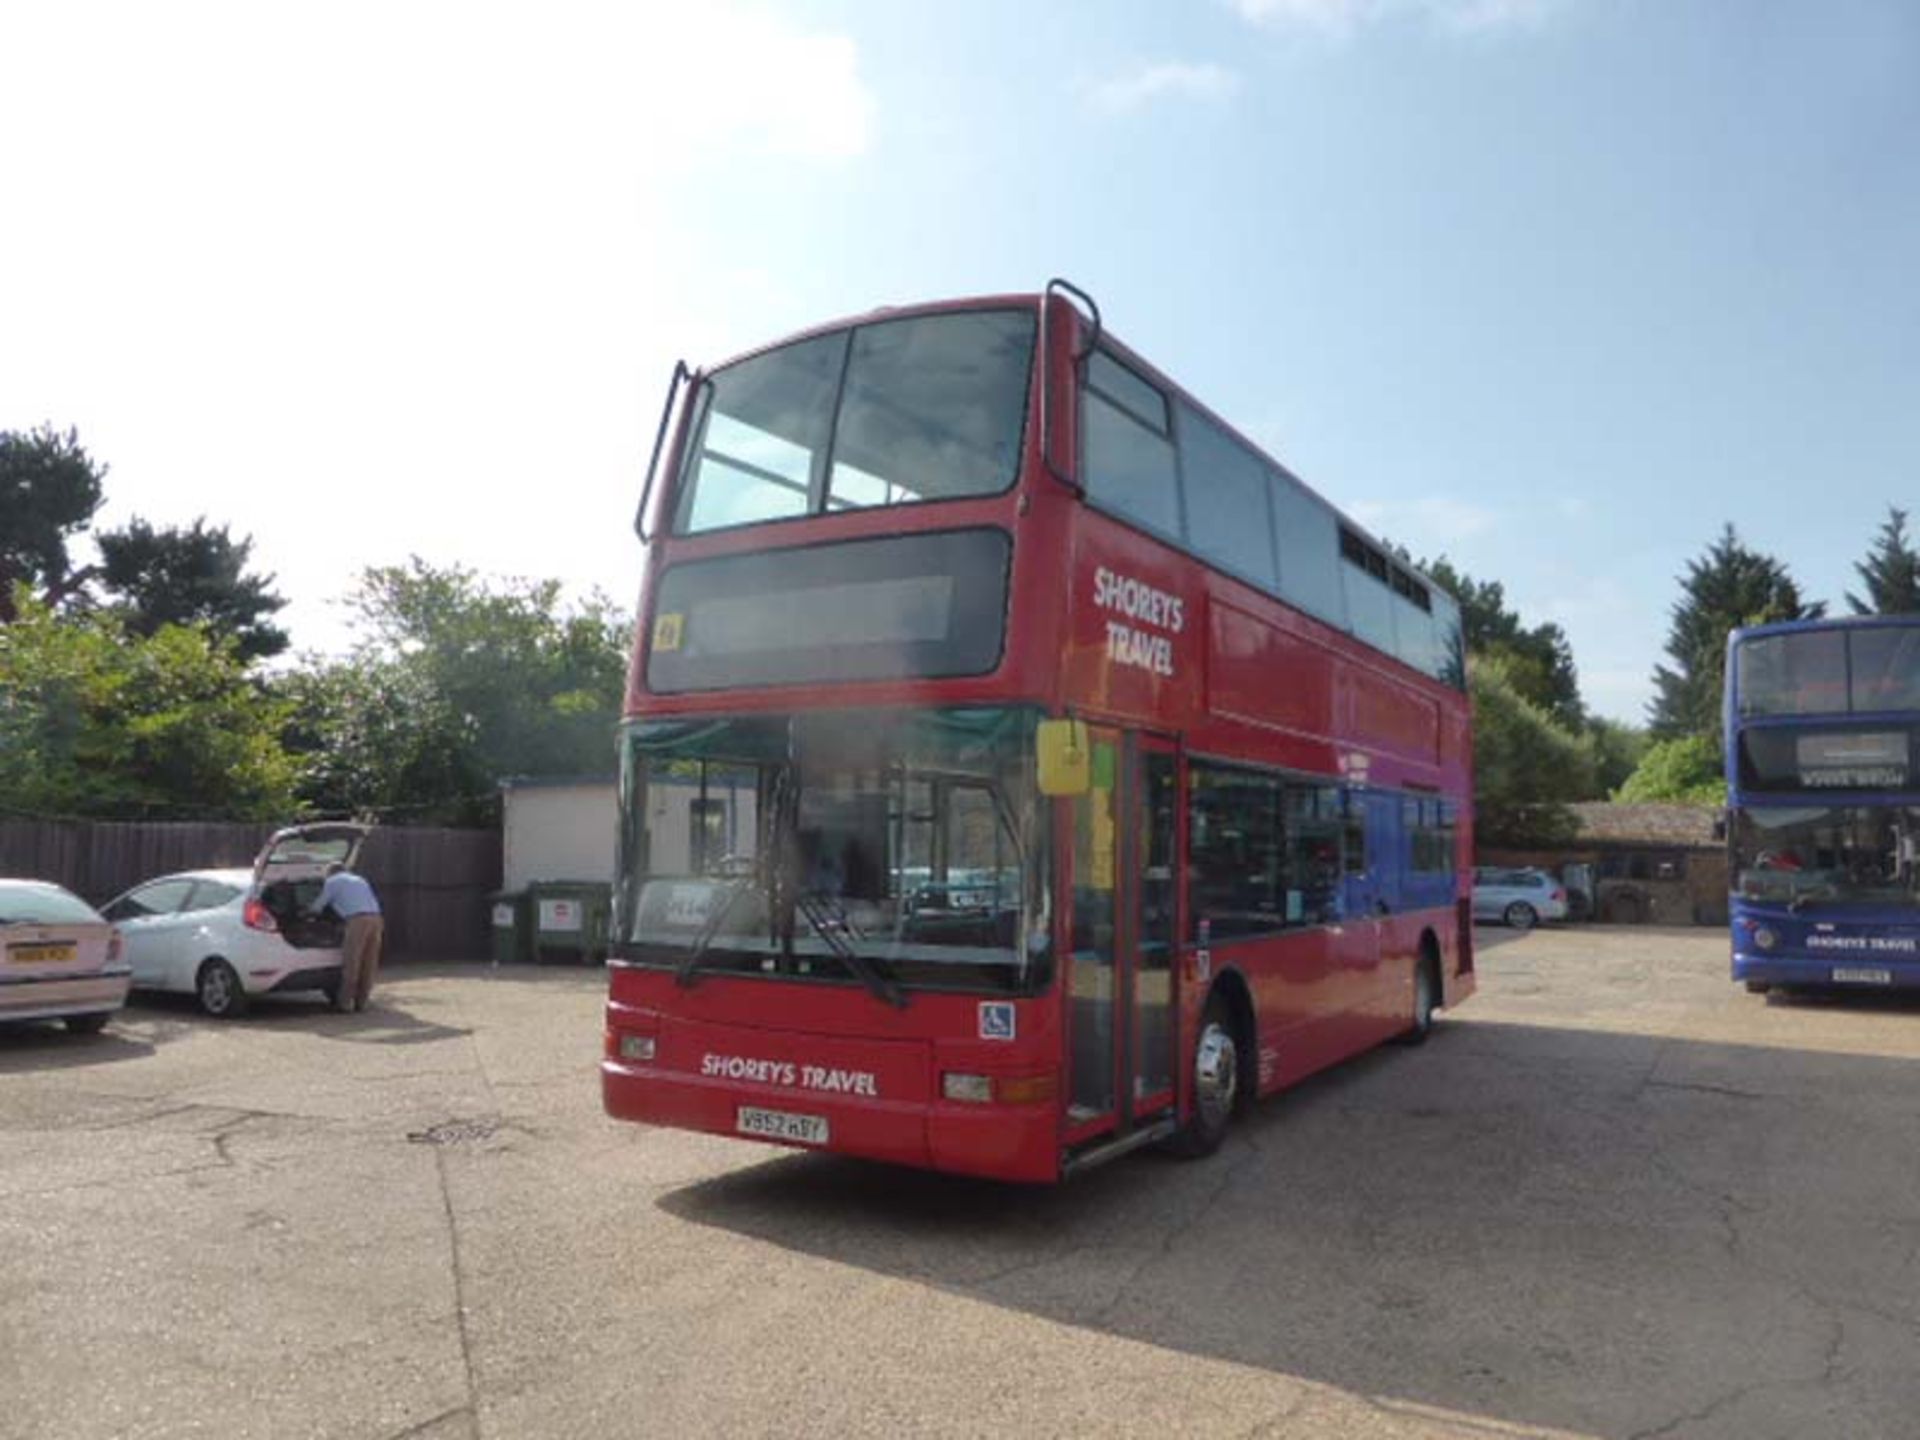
[1831,966,1892,985]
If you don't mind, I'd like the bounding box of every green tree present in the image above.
[278,660,492,825]
[0,425,106,622]
[1649,525,1823,742]
[309,559,632,823]
[1614,735,1726,806]
[1423,556,1583,729]
[96,516,291,661]
[1845,506,1920,616]
[1585,716,1651,797]
[0,592,297,819]
[1469,655,1597,845]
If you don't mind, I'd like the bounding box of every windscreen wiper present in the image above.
[674,878,754,989]
[796,892,908,1009]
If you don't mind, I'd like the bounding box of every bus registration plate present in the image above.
[737,1106,829,1145]
[1831,966,1893,985]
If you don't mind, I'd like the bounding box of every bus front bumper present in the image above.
[601,1058,1062,1183]
[1733,952,1920,991]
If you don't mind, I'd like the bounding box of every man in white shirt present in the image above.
[312,865,384,1012]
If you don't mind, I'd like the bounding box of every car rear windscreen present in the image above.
[0,885,102,925]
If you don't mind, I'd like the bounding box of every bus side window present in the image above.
[1082,352,1182,542]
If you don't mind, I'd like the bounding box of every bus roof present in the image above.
[685,288,1456,614]
[1730,615,1920,645]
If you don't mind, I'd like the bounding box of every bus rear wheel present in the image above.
[1397,951,1440,1046]
[1167,993,1240,1159]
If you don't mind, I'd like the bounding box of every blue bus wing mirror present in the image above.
[1039,279,1100,493]
[636,361,695,540]
[1037,718,1092,796]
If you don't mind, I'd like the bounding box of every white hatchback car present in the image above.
[104,824,369,1017]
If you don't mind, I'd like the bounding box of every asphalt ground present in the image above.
[2,927,1918,1440]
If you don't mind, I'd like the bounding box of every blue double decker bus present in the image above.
[1726,617,1920,994]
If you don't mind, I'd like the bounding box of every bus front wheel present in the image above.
[1168,994,1240,1159]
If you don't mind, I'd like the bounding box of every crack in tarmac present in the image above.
[1642,1079,1772,1103]
[432,1146,485,1440]
[1089,1132,1261,1328]
[384,1403,476,1440]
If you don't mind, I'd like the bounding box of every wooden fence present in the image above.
[0,820,501,960]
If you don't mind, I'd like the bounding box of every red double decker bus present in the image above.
[602,283,1474,1182]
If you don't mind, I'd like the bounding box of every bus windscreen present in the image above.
[613,707,1049,996]
[673,309,1035,535]
[1738,624,1920,717]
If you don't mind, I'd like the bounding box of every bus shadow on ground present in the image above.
[659,1016,1920,1439]
[1765,986,1920,1014]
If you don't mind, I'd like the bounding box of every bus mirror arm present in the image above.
[1039,279,1101,493]
[636,361,695,540]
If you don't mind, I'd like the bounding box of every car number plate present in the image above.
[737,1106,829,1145]
[9,943,75,965]
[1831,966,1893,985]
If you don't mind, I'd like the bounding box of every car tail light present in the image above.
[243,898,279,933]
[107,928,123,963]
[1552,888,1566,904]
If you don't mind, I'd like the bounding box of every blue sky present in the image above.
[4,0,1916,723]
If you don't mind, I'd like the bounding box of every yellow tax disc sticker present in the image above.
[652,612,685,652]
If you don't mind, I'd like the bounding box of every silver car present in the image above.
[1471,867,1569,930]
[0,879,132,1033]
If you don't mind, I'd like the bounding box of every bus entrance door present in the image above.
[1067,730,1180,1147]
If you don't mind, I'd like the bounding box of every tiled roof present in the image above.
[1569,802,1719,846]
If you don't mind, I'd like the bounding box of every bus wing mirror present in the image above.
[1712,811,1728,842]
[1039,279,1099,492]
[637,361,695,540]
[1037,719,1092,796]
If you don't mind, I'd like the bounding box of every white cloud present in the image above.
[0,1,874,656]
[1225,0,1560,37]
[1350,497,1498,547]
[1085,62,1241,116]
[1226,0,1371,34]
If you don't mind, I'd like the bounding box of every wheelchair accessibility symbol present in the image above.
[978,1002,1016,1041]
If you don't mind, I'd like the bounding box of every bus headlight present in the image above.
[942,1073,993,1103]
[617,1034,657,1062]
[1752,926,1778,952]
